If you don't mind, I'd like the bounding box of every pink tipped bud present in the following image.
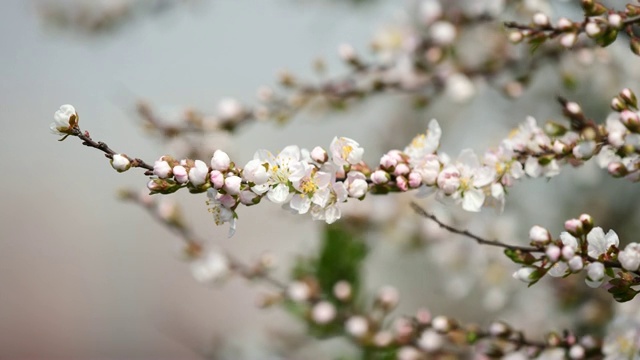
[311,301,336,324]
[333,281,352,301]
[564,218,584,236]
[546,245,561,262]
[310,146,328,163]
[608,162,628,177]
[394,163,410,176]
[223,175,242,195]
[173,165,189,184]
[396,176,409,192]
[408,172,422,188]
[371,170,390,185]
[154,159,173,178]
[209,170,225,189]
[529,225,551,243]
[211,150,231,171]
[239,190,259,205]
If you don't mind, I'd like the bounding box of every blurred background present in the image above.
[2,0,640,358]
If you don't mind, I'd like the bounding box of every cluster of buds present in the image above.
[54,94,640,237]
[512,214,640,302]
[506,2,640,54]
[276,277,604,358]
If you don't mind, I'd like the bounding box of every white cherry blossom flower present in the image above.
[586,227,619,259]
[288,161,332,214]
[50,104,78,135]
[206,189,237,237]
[246,146,302,203]
[330,137,364,167]
[618,243,640,271]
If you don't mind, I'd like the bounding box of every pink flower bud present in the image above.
[436,165,460,195]
[546,245,561,262]
[345,316,369,338]
[620,110,640,131]
[568,255,583,271]
[333,281,352,301]
[562,245,575,260]
[153,159,172,178]
[173,165,189,184]
[533,13,549,26]
[396,176,409,191]
[529,225,550,243]
[371,170,390,184]
[607,162,628,177]
[188,160,209,187]
[209,170,225,189]
[379,154,397,169]
[310,146,328,163]
[311,301,336,324]
[347,178,368,198]
[239,190,259,205]
[218,194,236,209]
[394,163,410,176]
[564,218,583,235]
[408,172,422,188]
[223,175,242,195]
[211,150,231,171]
[611,97,626,111]
[557,17,573,30]
[376,286,400,310]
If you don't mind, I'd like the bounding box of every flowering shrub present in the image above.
[49,0,640,358]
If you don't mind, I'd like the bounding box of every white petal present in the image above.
[462,189,485,212]
[267,184,290,204]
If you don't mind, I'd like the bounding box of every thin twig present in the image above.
[410,202,540,253]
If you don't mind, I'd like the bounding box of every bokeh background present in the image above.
[2,0,640,359]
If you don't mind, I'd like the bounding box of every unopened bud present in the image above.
[533,13,549,27]
[345,316,369,338]
[509,31,524,43]
[529,225,551,244]
[311,301,336,324]
[620,110,640,132]
[376,286,400,310]
[612,97,627,112]
[546,245,561,262]
[557,17,573,30]
[564,218,584,236]
[607,162,628,177]
[579,214,594,232]
[608,14,622,29]
[620,88,638,109]
[310,146,328,163]
[333,280,352,301]
[110,154,131,172]
[560,32,578,48]
[585,21,601,37]
[488,321,512,337]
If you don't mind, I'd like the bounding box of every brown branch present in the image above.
[119,189,287,289]
[410,202,541,253]
[72,127,154,174]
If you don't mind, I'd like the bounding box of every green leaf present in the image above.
[316,222,368,300]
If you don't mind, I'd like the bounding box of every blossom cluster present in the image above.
[512,214,640,301]
[506,1,640,55]
[52,92,640,238]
